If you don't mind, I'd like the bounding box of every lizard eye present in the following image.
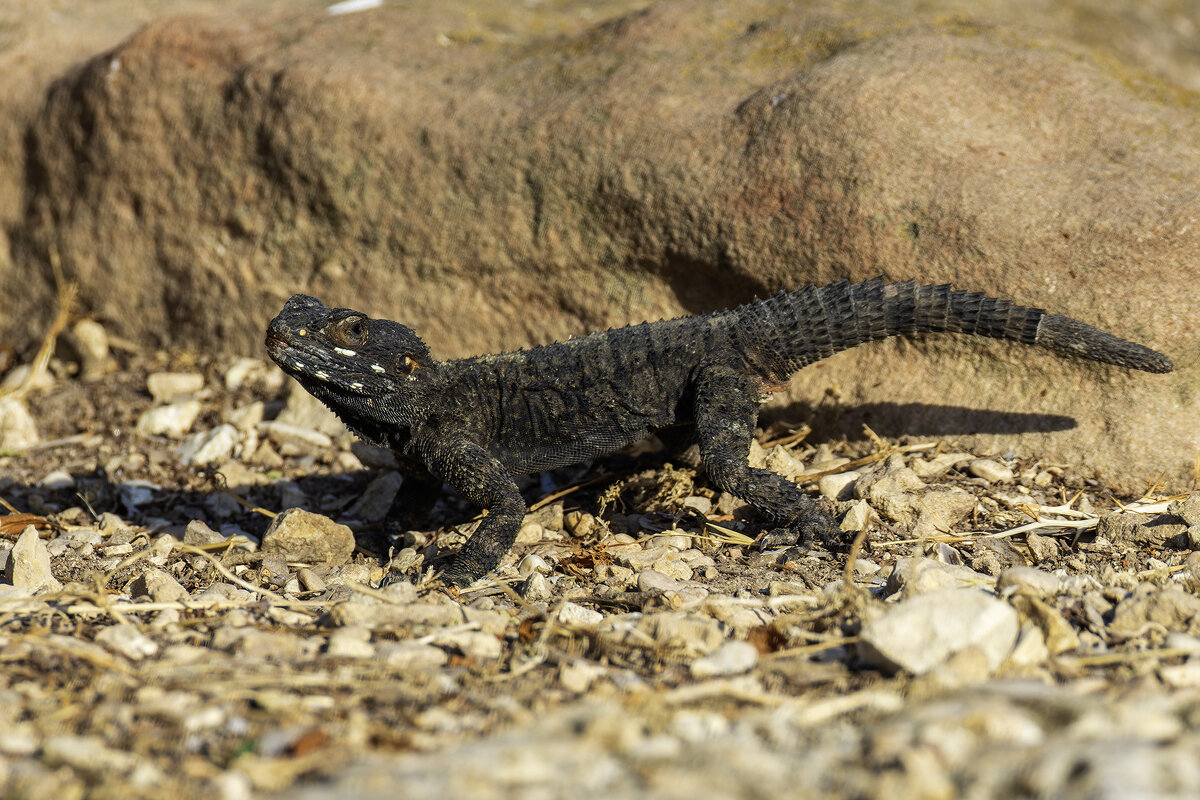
[330,316,368,347]
[397,354,419,375]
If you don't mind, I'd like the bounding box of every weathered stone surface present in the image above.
[261,508,355,565]
[146,371,204,404]
[0,398,38,452]
[129,567,188,603]
[859,588,1019,675]
[3,1,1198,488]
[135,399,201,439]
[4,526,62,594]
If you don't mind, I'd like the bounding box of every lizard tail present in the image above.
[737,277,1172,378]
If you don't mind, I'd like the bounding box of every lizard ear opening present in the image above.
[397,355,420,375]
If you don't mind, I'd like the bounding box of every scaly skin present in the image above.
[265,278,1172,585]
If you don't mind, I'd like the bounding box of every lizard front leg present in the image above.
[692,364,839,547]
[415,433,526,587]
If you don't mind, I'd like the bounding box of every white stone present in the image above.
[0,397,38,451]
[652,555,694,581]
[638,569,682,596]
[38,469,75,489]
[146,371,205,404]
[71,319,110,379]
[559,659,606,693]
[517,553,551,579]
[95,624,159,661]
[646,533,692,551]
[348,470,403,522]
[42,734,139,774]
[558,601,604,626]
[968,458,1014,483]
[997,566,1062,598]
[260,420,334,455]
[3,526,62,594]
[377,641,447,670]
[0,364,53,392]
[226,401,265,430]
[840,499,875,532]
[326,626,376,658]
[885,557,993,596]
[819,470,860,501]
[690,640,759,678]
[137,400,202,438]
[130,567,189,602]
[433,630,502,660]
[521,571,552,601]
[858,587,1019,675]
[277,381,348,437]
[262,508,356,565]
[515,521,545,544]
[178,424,239,465]
[224,357,283,392]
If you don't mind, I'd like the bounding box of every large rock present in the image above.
[5,1,1200,488]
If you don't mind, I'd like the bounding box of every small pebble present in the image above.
[818,471,859,501]
[689,640,758,678]
[638,569,682,596]
[37,470,75,490]
[840,499,875,532]
[177,424,238,465]
[377,641,448,670]
[260,421,334,456]
[434,630,502,660]
[858,587,1019,675]
[522,572,552,601]
[70,319,110,380]
[146,371,205,404]
[326,626,376,658]
[3,526,62,594]
[224,357,282,392]
[559,660,606,693]
[261,508,355,565]
[130,567,189,603]
[997,566,1062,598]
[517,553,551,579]
[183,519,226,547]
[347,471,403,522]
[558,602,604,626]
[95,624,159,661]
[0,397,40,451]
[298,567,328,592]
[652,556,694,581]
[968,458,1014,483]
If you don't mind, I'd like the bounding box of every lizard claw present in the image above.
[755,510,840,550]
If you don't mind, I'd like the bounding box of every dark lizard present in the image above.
[264,277,1172,586]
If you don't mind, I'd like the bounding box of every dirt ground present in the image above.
[2,323,1199,799]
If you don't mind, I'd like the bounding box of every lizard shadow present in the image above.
[763,400,1078,441]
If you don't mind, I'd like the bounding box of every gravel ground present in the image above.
[2,324,1199,799]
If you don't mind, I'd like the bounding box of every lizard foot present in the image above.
[755,510,840,550]
[379,568,415,589]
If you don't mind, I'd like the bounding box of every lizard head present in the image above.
[265,294,441,435]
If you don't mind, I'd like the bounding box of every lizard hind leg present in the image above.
[693,365,839,549]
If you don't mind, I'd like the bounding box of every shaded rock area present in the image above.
[0,0,1197,488]
[2,335,1200,798]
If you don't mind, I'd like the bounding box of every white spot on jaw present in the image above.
[370,363,385,373]
[334,347,357,357]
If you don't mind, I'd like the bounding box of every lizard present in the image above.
[264,277,1172,586]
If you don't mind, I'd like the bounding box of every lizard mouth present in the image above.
[264,333,382,396]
